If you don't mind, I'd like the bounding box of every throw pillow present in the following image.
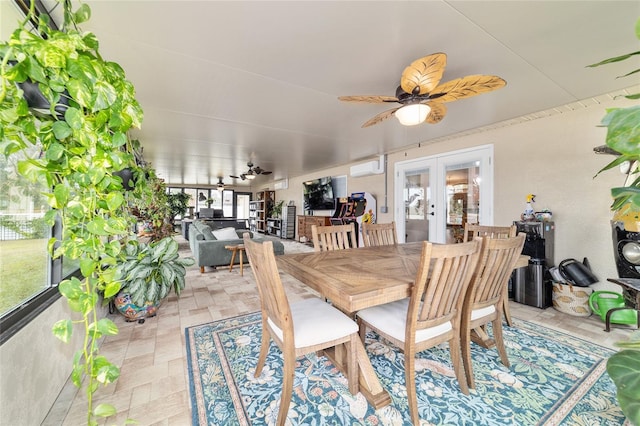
[213,227,239,241]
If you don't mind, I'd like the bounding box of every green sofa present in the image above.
[188,220,285,273]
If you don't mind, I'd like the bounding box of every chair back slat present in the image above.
[362,222,398,247]
[408,240,481,332]
[462,223,516,243]
[243,234,292,338]
[467,234,526,310]
[311,224,358,251]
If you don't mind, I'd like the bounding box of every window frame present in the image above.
[0,216,78,345]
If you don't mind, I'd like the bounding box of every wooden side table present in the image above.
[225,244,246,276]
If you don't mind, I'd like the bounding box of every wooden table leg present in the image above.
[471,326,496,349]
[228,248,237,272]
[239,249,244,276]
[503,288,513,327]
[323,340,391,409]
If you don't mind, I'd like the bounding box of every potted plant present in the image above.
[1,0,144,422]
[128,165,175,241]
[271,200,284,218]
[590,17,640,426]
[111,237,194,322]
[167,191,191,225]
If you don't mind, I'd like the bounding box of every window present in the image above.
[0,145,70,342]
[195,189,235,218]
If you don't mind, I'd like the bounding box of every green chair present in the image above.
[589,291,638,330]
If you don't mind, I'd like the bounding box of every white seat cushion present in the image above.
[357,298,452,344]
[471,305,495,321]
[267,298,358,348]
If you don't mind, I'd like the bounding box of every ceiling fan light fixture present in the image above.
[245,171,256,180]
[395,104,430,126]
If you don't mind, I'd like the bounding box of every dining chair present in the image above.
[242,234,360,426]
[311,223,358,251]
[460,234,526,389]
[361,221,398,247]
[356,240,481,425]
[462,223,516,243]
[463,223,518,326]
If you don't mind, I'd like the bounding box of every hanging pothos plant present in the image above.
[1,0,144,424]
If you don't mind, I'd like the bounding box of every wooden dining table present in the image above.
[276,241,529,408]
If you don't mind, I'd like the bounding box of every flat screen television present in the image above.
[303,176,335,210]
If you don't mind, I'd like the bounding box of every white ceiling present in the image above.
[68,1,640,187]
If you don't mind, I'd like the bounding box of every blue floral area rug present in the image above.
[185,312,625,425]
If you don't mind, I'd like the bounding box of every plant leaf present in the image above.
[52,319,73,343]
[607,349,640,425]
[93,404,117,418]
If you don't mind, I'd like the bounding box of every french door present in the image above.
[394,145,494,243]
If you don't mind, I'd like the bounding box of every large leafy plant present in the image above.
[1,1,144,423]
[115,237,194,306]
[607,331,640,426]
[591,18,640,217]
[128,164,175,240]
[167,191,191,223]
[590,16,640,425]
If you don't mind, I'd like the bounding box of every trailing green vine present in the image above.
[1,1,144,423]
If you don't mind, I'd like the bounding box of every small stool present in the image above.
[225,244,246,276]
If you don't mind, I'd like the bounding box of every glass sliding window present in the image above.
[183,188,197,218]
[236,193,251,220]
[222,190,234,217]
[168,187,184,221]
[0,146,51,318]
[196,189,210,212]
[208,191,223,209]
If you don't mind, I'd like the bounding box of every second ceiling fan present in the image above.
[229,162,272,181]
[338,52,506,128]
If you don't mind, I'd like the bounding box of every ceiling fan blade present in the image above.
[362,106,401,128]
[229,175,241,179]
[431,75,506,103]
[424,102,447,124]
[261,171,273,175]
[338,95,399,103]
[400,52,447,96]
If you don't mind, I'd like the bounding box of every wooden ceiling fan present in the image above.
[338,52,506,128]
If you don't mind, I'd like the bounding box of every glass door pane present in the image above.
[445,161,480,243]
[236,193,250,219]
[395,145,493,244]
[405,168,432,242]
[222,190,234,217]
[395,158,436,243]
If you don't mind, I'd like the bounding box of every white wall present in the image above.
[271,93,634,290]
[0,299,87,425]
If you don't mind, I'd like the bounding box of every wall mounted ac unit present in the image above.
[274,179,288,190]
[350,155,385,177]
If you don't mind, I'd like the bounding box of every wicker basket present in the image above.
[551,282,593,317]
